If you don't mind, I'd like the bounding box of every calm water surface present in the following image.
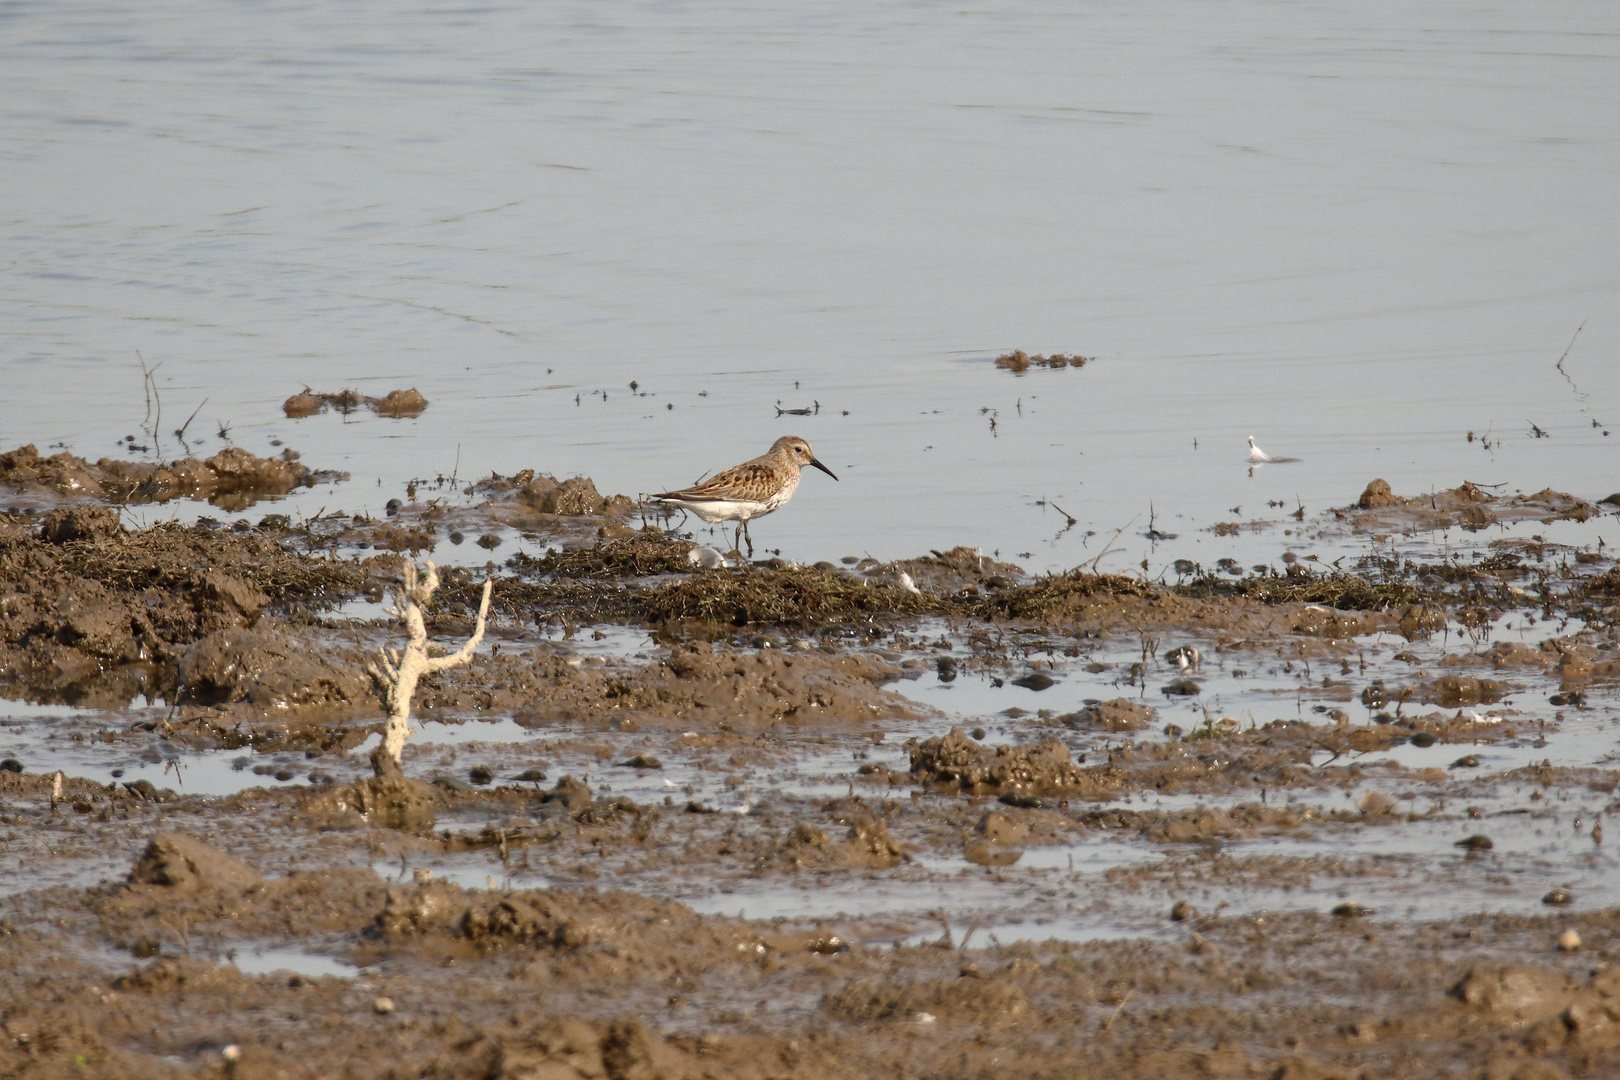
[2,0,1618,571]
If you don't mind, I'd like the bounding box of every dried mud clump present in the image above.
[491,640,924,733]
[375,881,588,950]
[994,350,1090,373]
[283,387,429,418]
[303,774,443,832]
[1065,697,1156,732]
[0,443,341,509]
[126,833,262,894]
[473,468,636,517]
[37,505,122,543]
[478,1018,716,1080]
[1357,478,1402,509]
[1451,963,1620,1051]
[889,545,1027,594]
[369,878,705,962]
[0,517,364,707]
[908,726,1096,796]
[177,626,375,715]
[760,809,907,873]
[1342,478,1599,532]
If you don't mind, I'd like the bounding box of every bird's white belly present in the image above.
[682,498,774,524]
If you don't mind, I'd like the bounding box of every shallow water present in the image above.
[3,0,1619,576]
[229,945,361,981]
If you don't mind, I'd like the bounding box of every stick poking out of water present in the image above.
[367,561,492,777]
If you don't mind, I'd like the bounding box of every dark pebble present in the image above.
[1544,887,1574,906]
[0,759,21,774]
[469,765,494,785]
[1409,731,1436,747]
[621,754,662,769]
[1012,672,1055,691]
[1455,834,1493,850]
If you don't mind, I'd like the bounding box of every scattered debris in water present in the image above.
[282,387,429,418]
[993,350,1090,374]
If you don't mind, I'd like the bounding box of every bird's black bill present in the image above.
[809,457,838,481]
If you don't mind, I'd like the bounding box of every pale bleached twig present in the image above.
[367,561,493,773]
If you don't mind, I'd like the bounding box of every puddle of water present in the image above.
[0,700,104,722]
[228,946,360,980]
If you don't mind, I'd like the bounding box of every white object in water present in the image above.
[687,545,727,569]
[1166,645,1201,672]
[897,571,921,595]
[1247,436,1301,464]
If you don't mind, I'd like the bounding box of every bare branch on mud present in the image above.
[367,561,492,777]
[1086,515,1138,574]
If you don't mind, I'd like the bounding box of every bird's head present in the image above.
[773,436,838,480]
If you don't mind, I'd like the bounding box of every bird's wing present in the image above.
[653,460,781,502]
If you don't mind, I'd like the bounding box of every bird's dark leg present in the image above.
[741,520,754,558]
[732,521,743,556]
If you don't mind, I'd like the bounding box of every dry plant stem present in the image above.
[368,561,493,778]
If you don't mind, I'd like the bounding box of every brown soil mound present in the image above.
[177,626,375,716]
[282,387,429,418]
[127,833,263,894]
[475,469,633,517]
[1344,479,1600,532]
[1065,698,1157,732]
[908,727,1100,797]
[994,350,1090,373]
[755,811,907,873]
[0,514,364,707]
[0,443,343,510]
[430,639,925,733]
[889,545,1029,594]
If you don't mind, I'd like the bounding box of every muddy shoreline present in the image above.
[3,469,1620,1077]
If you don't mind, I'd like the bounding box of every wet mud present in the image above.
[3,481,1620,1077]
[993,351,1091,374]
[0,444,346,512]
[282,388,430,419]
[1348,478,1601,533]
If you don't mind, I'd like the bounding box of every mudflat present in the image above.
[3,463,1620,1078]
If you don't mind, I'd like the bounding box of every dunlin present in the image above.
[650,435,837,556]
